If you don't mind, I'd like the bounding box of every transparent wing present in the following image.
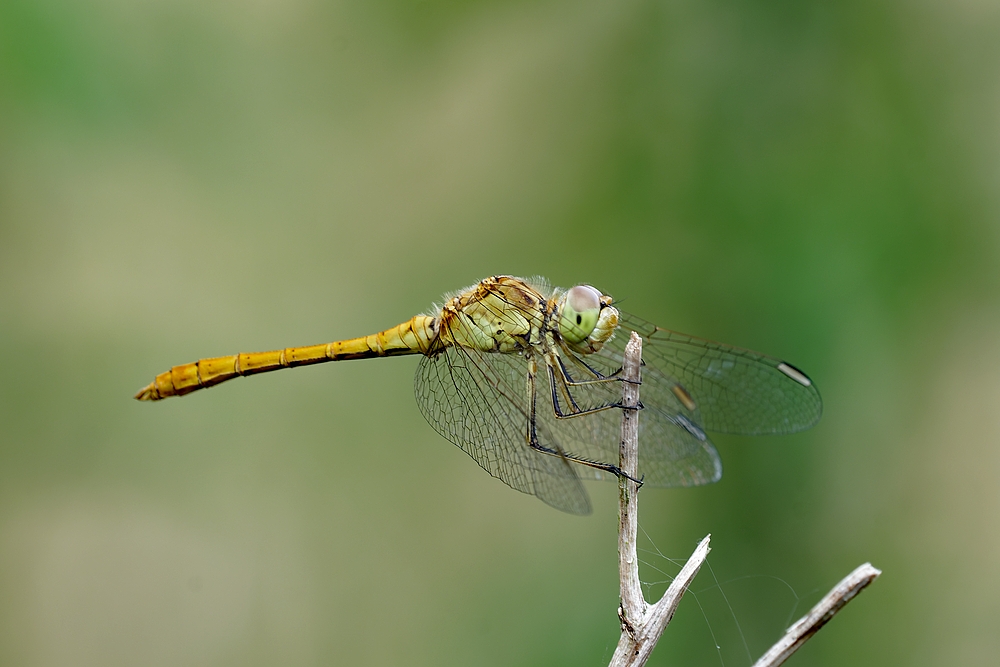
[540,345,722,488]
[414,345,592,515]
[614,313,823,435]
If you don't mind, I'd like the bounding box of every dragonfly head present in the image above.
[557,285,620,354]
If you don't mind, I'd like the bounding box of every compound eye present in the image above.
[559,285,602,344]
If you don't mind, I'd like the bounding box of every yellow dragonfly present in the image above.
[136,275,821,514]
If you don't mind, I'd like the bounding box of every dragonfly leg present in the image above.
[556,354,622,387]
[527,359,643,487]
[546,363,641,420]
[528,438,644,488]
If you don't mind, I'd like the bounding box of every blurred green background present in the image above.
[2,0,998,665]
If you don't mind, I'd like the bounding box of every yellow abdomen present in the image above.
[135,315,438,401]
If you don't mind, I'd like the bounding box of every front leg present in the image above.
[556,354,623,387]
[546,355,637,420]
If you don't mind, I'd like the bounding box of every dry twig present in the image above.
[752,562,881,667]
[609,332,711,667]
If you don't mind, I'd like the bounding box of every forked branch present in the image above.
[608,331,879,667]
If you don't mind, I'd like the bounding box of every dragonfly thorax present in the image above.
[437,276,549,354]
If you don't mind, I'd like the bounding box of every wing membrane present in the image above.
[412,308,816,512]
[615,313,823,435]
[414,345,592,515]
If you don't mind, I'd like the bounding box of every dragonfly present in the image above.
[136,275,821,514]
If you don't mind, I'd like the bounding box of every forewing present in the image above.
[414,345,592,515]
[616,313,823,435]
